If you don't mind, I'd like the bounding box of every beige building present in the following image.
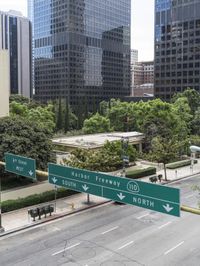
[0,50,9,117]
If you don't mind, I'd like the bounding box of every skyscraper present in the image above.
[155,0,200,100]
[0,10,32,98]
[28,0,131,109]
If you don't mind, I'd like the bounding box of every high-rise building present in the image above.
[0,50,9,117]
[0,10,32,98]
[28,0,131,109]
[155,0,200,100]
[131,49,138,65]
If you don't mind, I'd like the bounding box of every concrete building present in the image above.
[0,10,32,98]
[28,0,131,110]
[131,61,154,96]
[155,0,200,100]
[131,49,138,65]
[0,50,9,117]
[53,132,145,163]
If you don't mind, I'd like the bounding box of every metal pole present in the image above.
[87,193,90,204]
[0,175,4,232]
[54,185,57,212]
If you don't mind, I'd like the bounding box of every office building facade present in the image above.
[155,0,200,100]
[0,50,9,117]
[0,10,32,98]
[28,0,131,109]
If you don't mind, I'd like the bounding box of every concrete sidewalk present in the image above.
[1,159,200,235]
[1,193,109,234]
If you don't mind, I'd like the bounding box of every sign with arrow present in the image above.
[5,153,36,180]
[48,163,180,217]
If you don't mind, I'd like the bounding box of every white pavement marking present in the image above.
[118,241,134,250]
[158,221,172,229]
[185,194,194,199]
[164,241,184,255]
[52,242,81,256]
[101,226,119,235]
[137,213,149,219]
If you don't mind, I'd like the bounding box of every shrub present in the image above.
[125,167,156,179]
[2,188,78,213]
[166,159,197,169]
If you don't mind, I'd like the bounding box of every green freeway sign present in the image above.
[5,153,36,180]
[48,163,180,217]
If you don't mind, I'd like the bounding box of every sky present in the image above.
[0,0,155,61]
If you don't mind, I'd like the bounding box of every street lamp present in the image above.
[0,176,4,232]
[121,137,129,177]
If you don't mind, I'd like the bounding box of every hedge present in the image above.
[166,159,198,169]
[125,167,156,179]
[2,188,78,213]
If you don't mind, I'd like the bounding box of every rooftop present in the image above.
[53,132,145,149]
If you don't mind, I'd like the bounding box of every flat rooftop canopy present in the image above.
[53,132,145,150]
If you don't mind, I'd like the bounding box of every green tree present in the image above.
[83,113,111,133]
[151,136,179,181]
[172,88,200,115]
[10,101,55,133]
[0,117,54,170]
[63,141,136,172]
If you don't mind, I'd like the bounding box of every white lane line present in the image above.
[118,241,134,250]
[52,242,81,256]
[101,226,119,235]
[137,213,149,219]
[185,194,194,199]
[158,221,172,229]
[164,241,184,255]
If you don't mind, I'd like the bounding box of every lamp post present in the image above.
[121,137,129,177]
[0,176,4,232]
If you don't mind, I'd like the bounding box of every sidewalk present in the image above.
[1,193,109,234]
[1,159,200,235]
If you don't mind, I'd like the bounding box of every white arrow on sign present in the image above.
[52,177,58,184]
[82,184,89,191]
[163,204,174,213]
[117,192,125,201]
[28,170,34,176]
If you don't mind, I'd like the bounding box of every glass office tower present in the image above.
[28,0,131,109]
[155,0,200,100]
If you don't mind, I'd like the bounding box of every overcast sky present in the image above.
[0,0,154,61]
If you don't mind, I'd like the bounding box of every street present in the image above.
[0,175,200,266]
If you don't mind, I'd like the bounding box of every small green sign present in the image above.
[5,153,36,180]
[48,163,180,217]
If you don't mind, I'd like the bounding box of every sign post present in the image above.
[48,163,180,217]
[5,153,36,180]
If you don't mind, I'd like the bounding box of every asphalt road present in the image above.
[0,176,200,266]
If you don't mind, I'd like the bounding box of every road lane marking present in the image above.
[185,194,194,199]
[137,213,149,219]
[52,242,81,256]
[118,241,134,250]
[164,241,184,255]
[158,221,172,229]
[101,226,119,235]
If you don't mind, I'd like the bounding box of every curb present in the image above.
[0,200,111,237]
[181,205,200,215]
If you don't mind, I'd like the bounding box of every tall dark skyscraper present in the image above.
[28,0,131,109]
[155,0,200,100]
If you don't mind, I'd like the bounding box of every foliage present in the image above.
[191,107,200,135]
[83,113,111,133]
[1,188,78,213]
[172,88,200,115]
[10,101,55,133]
[54,98,78,132]
[151,136,180,180]
[9,95,30,104]
[63,141,136,172]
[0,116,54,170]
[166,159,197,169]
[125,167,156,179]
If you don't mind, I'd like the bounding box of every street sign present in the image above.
[48,163,180,217]
[5,153,36,180]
